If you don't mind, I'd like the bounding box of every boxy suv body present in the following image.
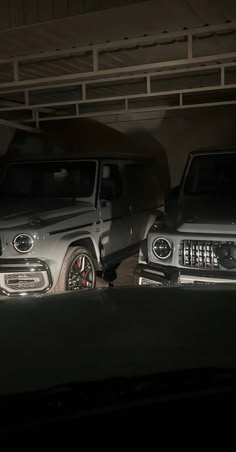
[136,149,236,286]
[0,148,167,296]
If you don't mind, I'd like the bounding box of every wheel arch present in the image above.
[68,235,100,264]
[53,237,99,292]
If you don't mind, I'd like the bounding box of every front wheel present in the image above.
[56,247,96,292]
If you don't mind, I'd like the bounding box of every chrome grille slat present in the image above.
[211,243,214,269]
[190,241,193,267]
[183,240,186,266]
[197,242,200,268]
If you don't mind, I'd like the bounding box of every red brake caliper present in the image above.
[77,258,87,286]
[82,271,87,286]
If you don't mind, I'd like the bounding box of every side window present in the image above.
[100,164,123,201]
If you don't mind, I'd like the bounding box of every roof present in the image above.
[190,147,236,156]
[3,154,156,164]
[5,117,166,159]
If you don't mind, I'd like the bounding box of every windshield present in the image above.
[184,153,236,195]
[0,161,96,198]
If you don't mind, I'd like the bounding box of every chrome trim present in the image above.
[190,240,193,268]
[179,274,236,284]
[211,244,214,269]
[204,242,207,269]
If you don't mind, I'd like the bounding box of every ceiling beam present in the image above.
[0,118,41,133]
[0,21,234,90]
[0,20,235,65]
[0,62,235,97]
[0,51,235,91]
[21,99,236,125]
[0,69,234,114]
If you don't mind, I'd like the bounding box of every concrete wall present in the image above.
[106,106,236,187]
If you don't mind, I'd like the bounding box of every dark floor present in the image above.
[96,255,138,288]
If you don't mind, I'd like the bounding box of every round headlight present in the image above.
[152,237,172,260]
[13,234,34,254]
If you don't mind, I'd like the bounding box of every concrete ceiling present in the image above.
[0,1,147,31]
[0,0,235,57]
[0,0,235,130]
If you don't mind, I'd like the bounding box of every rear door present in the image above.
[99,161,131,265]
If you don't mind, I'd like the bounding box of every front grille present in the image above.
[179,240,235,269]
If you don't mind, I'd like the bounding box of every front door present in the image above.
[99,162,131,267]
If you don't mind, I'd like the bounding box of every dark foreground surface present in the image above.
[1,284,236,436]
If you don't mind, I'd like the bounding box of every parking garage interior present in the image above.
[1,1,236,433]
[0,0,235,287]
[0,1,235,183]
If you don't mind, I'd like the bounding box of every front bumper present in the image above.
[0,259,52,297]
[135,263,236,286]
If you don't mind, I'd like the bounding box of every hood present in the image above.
[0,197,94,229]
[179,195,236,225]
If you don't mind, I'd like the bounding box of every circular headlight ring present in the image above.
[13,234,34,254]
[152,237,172,260]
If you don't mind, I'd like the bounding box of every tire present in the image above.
[55,247,96,292]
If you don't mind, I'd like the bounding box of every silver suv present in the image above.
[136,149,236,286]
[0,151,165,296]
